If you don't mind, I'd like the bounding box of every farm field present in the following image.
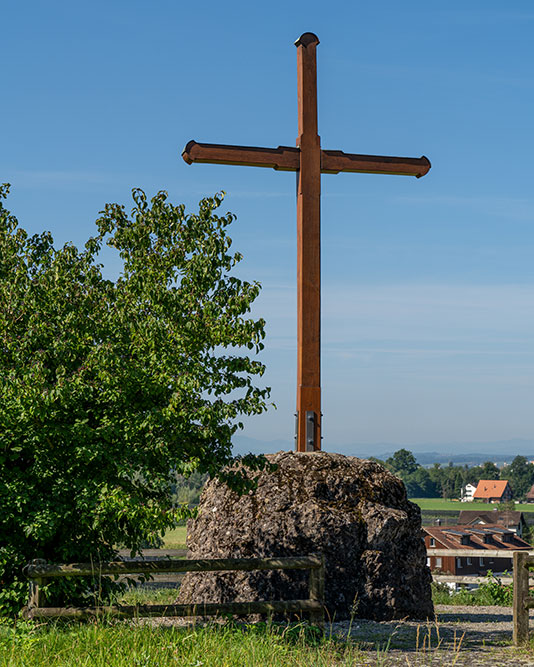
[410,498,534,512]
[161,525,187,550]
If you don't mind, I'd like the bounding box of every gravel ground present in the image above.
[328,604,534,665]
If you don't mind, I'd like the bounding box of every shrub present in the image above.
[0,185,270,614]
[431,571,514,607]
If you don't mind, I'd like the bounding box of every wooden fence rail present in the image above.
[433,573,514,585]
[22,554,325,623]
[427,548,534,558]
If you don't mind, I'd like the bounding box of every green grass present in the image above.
[500,502,534,512]
[3,584,532,666]
[116,586,181,606]
[410,498,534,512]
[161,525,187,550]
[0,619,366,667]
[409,498,464,511]
[3,613,531,666]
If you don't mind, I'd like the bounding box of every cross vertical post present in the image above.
[295,33,321,452]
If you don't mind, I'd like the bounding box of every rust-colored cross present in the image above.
[182,33,430,453]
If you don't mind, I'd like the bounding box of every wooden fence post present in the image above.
[27,559,47,611]
[308,553,325,625]
[513,551,530,645]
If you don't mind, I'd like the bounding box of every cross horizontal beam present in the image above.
[321,149,430,178]
[182,140,431,178]
[182,140,299,171]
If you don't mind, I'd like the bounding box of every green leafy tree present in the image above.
[496,500,516,512]
[467,461,500,484]
[480,461,501,480]
[0,185,270,614]
[385,448,418,476]
[403,467,438,498]
[170,471,208,507]
[383,449,440,497]
[426,462,469,499]
[506,456,534,500]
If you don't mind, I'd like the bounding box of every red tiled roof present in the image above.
[473,479,510,499]
[424,525,530,551]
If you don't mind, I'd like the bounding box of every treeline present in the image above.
[170,472,208,507]
[373,449,534,500]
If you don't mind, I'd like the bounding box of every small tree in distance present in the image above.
[385,448,418,476]
[0,185,270,614]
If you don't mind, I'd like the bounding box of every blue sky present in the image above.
[2,2,533,451]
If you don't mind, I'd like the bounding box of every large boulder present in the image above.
[178,451,433,621]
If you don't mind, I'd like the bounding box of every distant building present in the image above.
[457,509,526,538]
[460,483,477,502]
[425,525,530,578]
[473,479,512,504]
[526,485,534,503]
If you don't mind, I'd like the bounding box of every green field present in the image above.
[410,498,534,512]
[161,525,187,549]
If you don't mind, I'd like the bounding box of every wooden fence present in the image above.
[429,548,534,646]
[22,554,325,623]
[24,548,534,643]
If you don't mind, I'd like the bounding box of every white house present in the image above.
[460,483,477,502]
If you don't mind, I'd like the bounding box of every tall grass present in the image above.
[0,619,365,667]
[1,602,528,666]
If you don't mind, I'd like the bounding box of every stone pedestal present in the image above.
[178,452,433,621]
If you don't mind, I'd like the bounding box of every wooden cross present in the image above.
[182,32,430,453]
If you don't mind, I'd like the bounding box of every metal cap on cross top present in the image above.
[182,33,431,453]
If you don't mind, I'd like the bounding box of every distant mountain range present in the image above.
[232,436,534,467]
